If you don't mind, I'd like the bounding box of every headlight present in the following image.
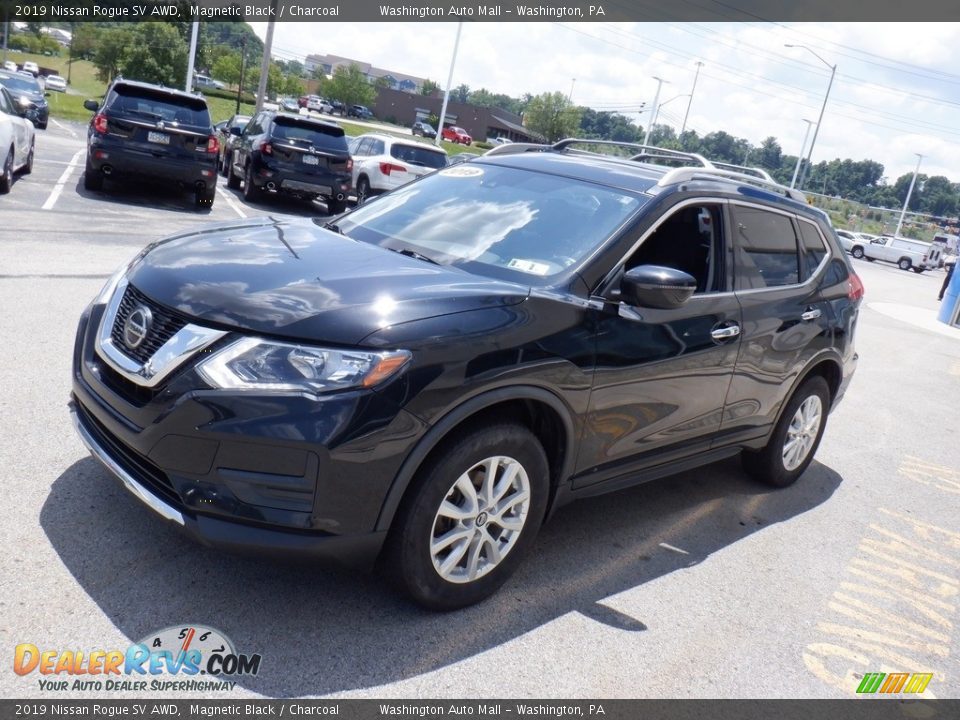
[197,338,411,396]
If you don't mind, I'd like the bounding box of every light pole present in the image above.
[786,44,836,191]
[435,22,463,147]
[568,77,576,102]
[642,77,667,147]
[680,60,703,139]
[895,153,924,237]
[789,119,816,189]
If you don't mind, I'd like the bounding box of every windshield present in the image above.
[109,85,211,127]
[390,143,446,169]
[334,163,643,283]
[0,73,41,93]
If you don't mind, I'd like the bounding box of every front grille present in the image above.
[76,401,182,508]
[110,284,187,364]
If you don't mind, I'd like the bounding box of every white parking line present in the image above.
[41,149,84,211]
[217,187,247,218]
[50,118,79,139]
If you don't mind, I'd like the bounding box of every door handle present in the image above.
[710,324,741,341]
[801,308,822,321]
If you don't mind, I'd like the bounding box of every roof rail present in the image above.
[657,167,808,202]
[710,161,775,181]
[483,142,550,156]
[551,138,713,167]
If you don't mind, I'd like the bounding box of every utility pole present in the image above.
[185,20,199,93]
[255,0,279,113]
[786,45,836,191]
[236,36,247,115]
[895,153,924,237]
[435,22,463,147]
[680,61,703,140]
[568,77,576,102]
[642,76,666,147]
[67,22,74,85]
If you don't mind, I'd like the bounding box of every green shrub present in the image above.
[474,141,493,150]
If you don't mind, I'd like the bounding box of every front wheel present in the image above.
[742,376,830,488]
[851,247,864,259]
[386,423,549,610]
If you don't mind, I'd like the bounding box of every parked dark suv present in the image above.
[70,140,862,610]
[82,79,218,208]
[226,110,351,214]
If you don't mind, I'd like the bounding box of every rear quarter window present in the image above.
[798,220,829,279]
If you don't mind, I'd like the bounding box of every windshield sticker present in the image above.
[439,165,484,178]
[507,259,551,276]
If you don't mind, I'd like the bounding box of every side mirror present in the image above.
[620,265,697,309]
[83,99,99,112]
[230,126,242,136]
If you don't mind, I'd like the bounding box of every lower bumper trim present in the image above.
[70,404,185,526]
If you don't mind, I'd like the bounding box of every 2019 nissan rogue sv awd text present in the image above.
[70,140,862,609]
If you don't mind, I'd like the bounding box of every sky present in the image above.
[250,21,960,184]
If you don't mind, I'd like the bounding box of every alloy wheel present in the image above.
[782,395,822,471]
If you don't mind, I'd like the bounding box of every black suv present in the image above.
[82,79,218,208]
[70,140,862,609]
[0,70,49,129]
[226,110,351,214]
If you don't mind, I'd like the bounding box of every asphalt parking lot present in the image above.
[1,122,959,700]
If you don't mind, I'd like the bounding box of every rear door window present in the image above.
[732,205,801,289]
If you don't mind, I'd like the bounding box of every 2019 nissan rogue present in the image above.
[70,140,862,609]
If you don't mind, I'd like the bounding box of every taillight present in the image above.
[379,162,407,176]
[93,113,108,134]
[260,141,273,156]
[206,135,219,154]
[848,270,865,301]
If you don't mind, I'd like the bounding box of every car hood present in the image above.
[125,217,530,346]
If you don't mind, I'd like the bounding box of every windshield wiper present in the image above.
[391,247,439,265]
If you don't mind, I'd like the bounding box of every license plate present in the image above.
[147,131,170,145]
[303,155,320,165]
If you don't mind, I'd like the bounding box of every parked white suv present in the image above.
[348,133,447,203]
[0,86,36,193]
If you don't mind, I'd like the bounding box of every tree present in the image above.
[758,136,782,171]
[421,79,440,96]
[212,53,242,87]
[320,63,376,108]
[286,60,304,78]
[524,91,581,142]
[71,25,99,61]
[116,23,187,88]
[93,28,133,84]
[452,84,471,103]
[282,74,305,97]
[374,75,392,90]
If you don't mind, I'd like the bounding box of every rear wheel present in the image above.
[356,176,371,205]
[742,376,830,488]
[195,186,215,210]
[326,197,346,215]
[22,140,34,175]
[898,258,912,271]
[386,423,549,610]
[243,164,261,202]
[226,160,240,189]
[219,151,231,178]
[83,156,103,191]
[0,148,13,194]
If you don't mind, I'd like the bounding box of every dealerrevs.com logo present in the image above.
[14,625,262,692]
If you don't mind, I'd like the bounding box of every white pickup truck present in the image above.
[848,235,943,273]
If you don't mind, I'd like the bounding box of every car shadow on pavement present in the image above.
[41,455,841,697]
[218,183,339,217]
[72,176,213,215]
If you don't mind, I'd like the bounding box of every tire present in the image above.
[195,187,215,210]
[219,151,230,178]
[242,164,261,202]
[22,139,34,175]
[326,197,346,215]
[0,148,12,194]
[385,422,549,610]
[226,160,240,189]
[38,121,47,131]
[742,376,830,488]
[83,156,103,191]
[356,176,371,205]
[851,246,864,259]
[898,258,912,271]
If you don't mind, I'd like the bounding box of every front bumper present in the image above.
[70,302,427,566]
